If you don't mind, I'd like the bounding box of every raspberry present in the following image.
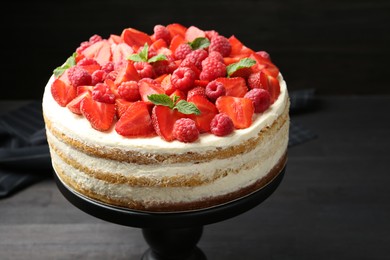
[105,70,118,81]
[118,81,141,101]
[199,57,226,81]
[89,34,103,44]
[205,30,219,40]
[171,67,196,91]
[187,86,206,100]
[210,113,234,136]
[91,69,107,85]
[247,72,261,89]
[174,43,192,60]
[101,61,115,73]
[152,59,178,76]
[68,66,92,87]
[209,35,231,57]
[180,49,208,70]
[153,25,171,45]
[77,58,100,67]
[92,83,116,104]
[244,88,271,113]
[134,61,154,78]
[208,51,224,63]
[205,80,226,102]
[173,118,199,143]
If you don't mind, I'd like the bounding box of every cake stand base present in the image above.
[54,166,285,260]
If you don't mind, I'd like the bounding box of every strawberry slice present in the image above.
[115,101,156,137]
[215,77,248,97]
[111,43,134,63]
[80,94,116,131]
[249,52,279,78]
[258,71,281,104]
[77,85,93,95]
[108,34,123,45]
[169,34,186,54]
[187,95,218,133]
[185,26,206,42]
[228,35,254,58]
[51,78,77,107]
[150,38,168,53]
[166,23,187,38]
[216,96,254,129]
[114,61,140,86]
[115,98,133,118]
[67,91,90,115]
[82,40,112,66]
[151,105,184,141]
[170,89,186,101]
[160,74,175,95]
[138,79,165,102]
[121,28,153,51]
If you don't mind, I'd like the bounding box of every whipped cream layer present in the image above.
[42,74,288,155]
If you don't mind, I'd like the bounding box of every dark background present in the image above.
[1,0,389,100]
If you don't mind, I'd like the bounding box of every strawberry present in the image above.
[121,28,153,51]
[249,52,279,78]
[115,101,156,137]
[151,105,184,141]
[114,61,140,86]
[187,95,218,133]
[248,71,280,104]
[216,96,254,129]
[149,38,168,55]
[215,77,248,97]
[51,78,77,107]
[185,26,206,42]
[138,79,165,102]
[111,43,134,63]
[108,34,123,45]
[77,85,93,96]
[80,94,116,131]
[67,91,90,115]
[228,35,254,58]
[170,89,186,101]
[166,23,187,38]
[115,98,133,118]
[160,74,175,95]
[77,58,101,75]
[169,34,186,55]
[81,40,112,66]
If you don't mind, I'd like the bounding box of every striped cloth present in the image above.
[0,90,317,198]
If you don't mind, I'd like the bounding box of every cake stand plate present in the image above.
[54,166,286,260]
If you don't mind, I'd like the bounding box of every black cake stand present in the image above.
[54,166,286,260]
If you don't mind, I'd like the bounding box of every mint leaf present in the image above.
[127,53,145,62]
[175,100,201,115]
[148,94,174,108]
[127,43,149,62]
[148,54,168,63]
[226,58,256,77]
[53,52,77,77]
[189,37,210,50]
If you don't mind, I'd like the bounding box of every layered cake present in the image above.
[43,23,289,212]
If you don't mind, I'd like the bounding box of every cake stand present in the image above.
[54,166,286,260]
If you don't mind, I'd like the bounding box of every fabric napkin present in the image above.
[0,89,317,198]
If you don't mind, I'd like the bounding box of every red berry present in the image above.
[68,66,92,87]
[89,34,103,44]
[216,96,254,129]
[134,61,154,78]
[77,58,100,67]
[199,57,226,81]
[247,72,262,89]
[118,81,141,101]
[244,88,271,113]
[92,83,116,104]
[80,94,115,131]
[91,70,107,85]
[187,86,206,100]
[173,118,199,143]
[101,61,115,73]
[256,51,271,60]
[210,113,234,136]
[209,35,231,57]
[152,59,178,76]
[171,67,196,91]
[180,49,208,70]
[154,25,171,45]
[205,80,226,102]
[207,51,224,63]
[174,43,192,60]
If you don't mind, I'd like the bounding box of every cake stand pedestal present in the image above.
[54,167,285,260]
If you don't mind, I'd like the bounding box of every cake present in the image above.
[43,23,289,212]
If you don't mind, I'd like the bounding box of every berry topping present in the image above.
[153,25,171,45]
[210,113,234,136]
[199,57,226,81]
[118,81,141,101]
[51,78,77,107]
[92,83,116,104]
[180,49,208,70]
[67,66,92,87]
[173,118,199,143]
[216,96,254,129]
[205,80,226,102]
[91,69,107,85]
[171,67,196,91]
[209,35,231,57]
[80,94,116,131]
[214,77,247,97]
[134,61,154,78]
[152,105,184,141]
[244,88,271,113]
[187,95,218,133]
[187,86,206,100]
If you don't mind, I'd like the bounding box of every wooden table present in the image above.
[1,96,389,260]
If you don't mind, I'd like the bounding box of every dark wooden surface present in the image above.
[1,96,389,260]
[1,0,390,100]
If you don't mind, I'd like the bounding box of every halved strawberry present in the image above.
[215,77,248,97]
[170,89,186,101]
[249,52,279,78]
[139,79,165,102]
[185,26,206,42]
[82,40,112,66]
[228,35,254,58]
[80,94,115,131]
[150,38,168,54]
[51,78,77,107]
[67,91,90,115]
[77,85,93,95]
[114,61,140,86]
[216,96,254,129]
[111,43,134,63]
[259,71,281,104]
[121,28,153,51]
[194,79,209,88]
[187,95,218,133]
[108,34,123,45]
[166,23,187,38]
[151,105,184,141]
[115,98,133,118]
[115,101,156,137]
[169,34,186,54]
[160,74,175,95]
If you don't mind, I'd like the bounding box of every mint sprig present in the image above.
[127,43,168,63]
[148,94,201,115]
[226,58,256,77]
[188,37,210,50]
[53,52,77,78]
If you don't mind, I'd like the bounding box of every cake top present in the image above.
[50,23,282,143]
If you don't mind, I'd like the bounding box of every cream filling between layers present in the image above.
[42,74,288,155]
[51,119,288,205]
